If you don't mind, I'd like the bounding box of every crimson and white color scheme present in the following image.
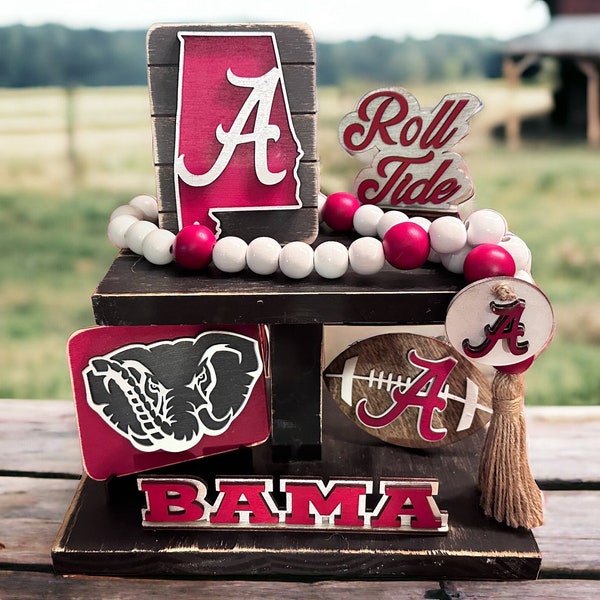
[324,333,492,448]
[445,277,555,367]
[338,88,481,212]
[138,475,448,533]
[68,325,269,480]
[174,31,304,236]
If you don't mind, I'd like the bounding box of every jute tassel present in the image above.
[478,363,544,529]
[477,282,544,529]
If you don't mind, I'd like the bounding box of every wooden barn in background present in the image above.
[504,0,600,147]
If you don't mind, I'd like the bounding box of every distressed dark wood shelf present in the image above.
[91,246,465,462]
[92,249,464,327]
[52,398,541,580]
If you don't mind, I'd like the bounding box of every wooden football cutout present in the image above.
[324,332,492,448]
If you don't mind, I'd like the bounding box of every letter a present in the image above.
[462,299,529,359]
[175,67,285,187]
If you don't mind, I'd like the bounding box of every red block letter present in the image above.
[211,477,279,525]
[370,480,445,530]
[282,478,371,527]
[139,477,209,524]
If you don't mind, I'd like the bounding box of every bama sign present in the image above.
[138,475,448,533]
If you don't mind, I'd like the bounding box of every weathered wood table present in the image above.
[1,399,598,598]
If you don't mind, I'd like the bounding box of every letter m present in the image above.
[281,477,371,527]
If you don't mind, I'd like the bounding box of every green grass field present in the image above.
[0,84,598,405]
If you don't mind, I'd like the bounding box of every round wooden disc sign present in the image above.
[324,333,492,448]
[445,276,555,367]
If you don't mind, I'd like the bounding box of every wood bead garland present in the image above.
[107,192,533,284]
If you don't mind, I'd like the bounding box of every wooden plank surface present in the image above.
[146,23,319,244]
[0,400,598,594]
[0,477,79,567]
[51,423,540,579]
[0,571,598,599]
[0,399,81,476]
[148,64,316,117]
[526,405,600,486]
[146,22,316,66]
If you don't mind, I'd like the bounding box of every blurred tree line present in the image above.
[0,24,504,88]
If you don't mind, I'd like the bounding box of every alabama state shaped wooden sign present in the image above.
[147,23,319,243]
[324,332,492,448]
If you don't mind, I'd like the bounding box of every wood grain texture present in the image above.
[151,114,318,165]
[0,571,440,599]
[147,22,316,66]
[0,400,599,589]
[445,580,600,599]
[158,204,319,244]
[91,250,464,327]
[52,399,542,580]
[0,399,81,476]
[1,572,598,599]
[148,64,316,117]
[0,477,79,566]
[147,23,318,242]
[1,402,597,485]
[154,161,319,240]
[535,490,600,576]
[324,332,492,448]
[526,405,600,486]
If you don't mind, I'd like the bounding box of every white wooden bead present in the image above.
[353,204,384,237]
[314,241,349,279]
[348,237,385,275]
[129,194,159,222]
[125,220,158,255]
[429,216,467,254]
[279,241,314,279]
[142,229,175,265]
[246,237,281,275]
[465,209,507,246]
[515,269,534,283]
[110,204,144,221]
[499,233,532,272]
[376,210,408,239]
[107,214,139,249]
[212,236,248,273]
[409,216,432,232]
[427,248,442,263]
[318,192,327,222]
[440,244,472,274]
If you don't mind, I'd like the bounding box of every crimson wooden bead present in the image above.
[495,356,535,374]
[322,192,361,231]
[463,244,516,283]
[173,224,216,270]
[382,222,430,270]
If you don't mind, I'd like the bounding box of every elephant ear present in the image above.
[188,332,263,435]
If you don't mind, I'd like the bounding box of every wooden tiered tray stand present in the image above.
[52,246,541,580]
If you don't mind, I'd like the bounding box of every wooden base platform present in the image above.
[52,395,540,580]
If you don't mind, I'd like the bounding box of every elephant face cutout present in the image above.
[69,325,269,480]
